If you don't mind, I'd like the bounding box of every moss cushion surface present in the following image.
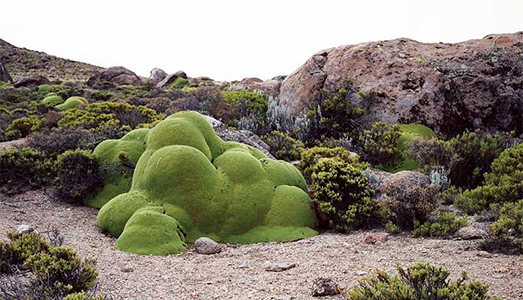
[95,111,317,255]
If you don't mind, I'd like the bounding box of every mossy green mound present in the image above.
[42,93,64,106]
[169,77,189,89]
[95,111,317,255]
[56,96,88,110]
[86,128,150,208]
[380,124,436,172]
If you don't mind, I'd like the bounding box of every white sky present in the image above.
[1,0,522,81]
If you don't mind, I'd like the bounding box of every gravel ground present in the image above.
[1,190,522,300]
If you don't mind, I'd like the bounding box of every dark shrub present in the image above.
[261,130,304,161]
[0,148,54,194]
[302,147,375,232]
[347,262,501,300]
[380,178,440,229]
[487,199,523,253]
[455,143,523,214]
[412,212,468,238]
[360,122,401,165]
[0,232,100,299]
[28,128,88,155]
[53,149,104,203]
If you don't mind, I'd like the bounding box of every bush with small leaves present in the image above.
[0,231,101,299]
[412,212,468,238]
[347,262,501,300]
[309,155,375,232]
[0,148,55,194]
[455,143,523,214]
[5,116,41,139]
[262,130,304,161]
[300,147,360,181]
[380,181,440,229]
[53,149,104,203]
[489,199,523,253]
[360,122,401,165]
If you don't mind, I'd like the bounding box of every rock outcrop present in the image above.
[0,62,12,83]
[276,32,523,138]
[87,66,143,88]
[148,68,167,84]
[157,70,188,88]
[13,75,50,88]
[230,76,285,98]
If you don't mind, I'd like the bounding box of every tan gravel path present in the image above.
[1,190,522,300]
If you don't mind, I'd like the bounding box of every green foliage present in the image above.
[58,102,162,131]
[380,124,437,173]
[261,130,304,161]
[0,148,55,193]
[455,143,523,214]
[307,79,365,141]
[385,221,400,234]
[41,93,64,106]
[1,232,99,298]
[489,199,523,253]
[5,116,41,138]
[96,111,317,255]
[90,90,115,102]
[412,212,468,238]
[300,147,375,232]
[25,246,97,294]
[221,90,268,114]
[361,122,401,165]
[347,262,501,300]
[56,96,88,110]
[53,149,104,203]
[169,77,189,89]
[219,90,269,133]
[0,81,6,89]
[300,147,362,180]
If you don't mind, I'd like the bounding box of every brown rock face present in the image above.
[277,32,523,138]
[87,66,143,88]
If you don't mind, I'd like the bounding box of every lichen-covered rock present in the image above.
[13,75,50,88]
[96,111,317,255]
[55,96,88,110]
[148,68,167,84]
[276,32,523,138]
[87,66,143,88]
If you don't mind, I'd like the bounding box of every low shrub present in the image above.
[5,116,41,139]
[412,212,468,238]
[488,199,523,253]
[455,143,523,214]
[0,148,55,194]
[347,262,501,300]
[360,122,401,165]
[307,150,375,232]
[380,180,440,229]
[219,90,269,134]
[53,149,104,203]
[261,130,304,161]
[300,147,360,181]
[0,231,101,299]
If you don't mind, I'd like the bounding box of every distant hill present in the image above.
[0,38,104,82]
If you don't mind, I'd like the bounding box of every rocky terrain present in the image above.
[275,32,523,138]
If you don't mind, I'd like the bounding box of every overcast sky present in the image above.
[1,0,522,81]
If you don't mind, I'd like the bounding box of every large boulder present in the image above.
[0,63,12,83]
[95,111,317,255]
[275,32,523,138]
[157,70,188,88]
[229,76,284,98]
[13,75,49,88]
[148,68,167,84]
[87,66,143,88]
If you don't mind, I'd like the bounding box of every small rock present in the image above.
[361,232,389,244]
[476,251,493,258]
[455,226,487,240]
[194,237,222,254]
[355,271,367,276]
[239,263,249,269]
[121,265,134,273]
[266,262,296,272]
[311,278,340,297]
[16,224,34,235]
